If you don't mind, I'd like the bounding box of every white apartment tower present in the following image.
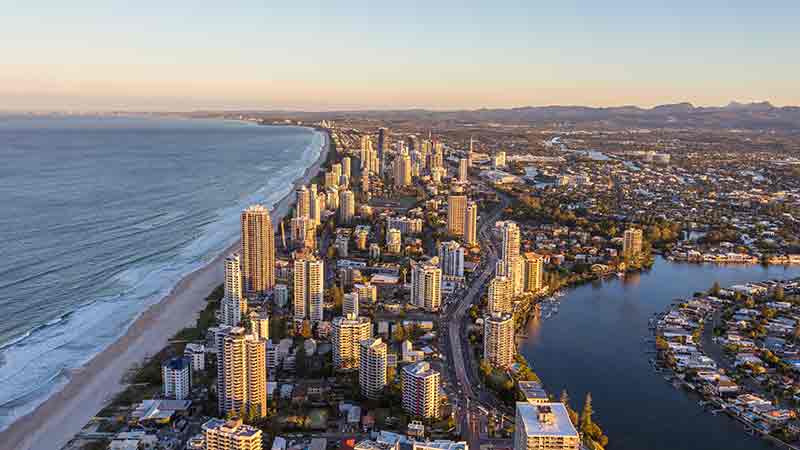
[438,241,464,279]
[222,254,247,327]
[343,292,359,317]
[484,312,515,368]
[332,314,372,370]
[624,227,644,259]
[162,356,191,400]
[402,361,441,419]
[464,201,478,246]
[488,275,513,314]
[359,337,388,400]
[216,327,267,419]
[411,258,442,312]
[294,256,324,322]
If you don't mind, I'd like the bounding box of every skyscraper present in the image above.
[162,356,191,400]
[359,337,388,400]
[343,292,359,317]
[216,327,267,419]
[394,150,412,187]
[484,312,515,368]
[339,190,355,225]
[623,228,643,259]
[293,256,324,322]
[241,205,275,298]
[523,252,544,293]
[402,361,440,419]
[438,241,464,279]
[332,314,372,370]
[498,221,522,294]
[342,156,352,180]
[458,158,469,183]
[488,276,513,314]
[464,201,478,246]
[295,186,310,219]
[447,195,467,236]
[411,258,442,312]
[222,254,247,327]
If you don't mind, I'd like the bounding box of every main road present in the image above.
[439,190,511,449]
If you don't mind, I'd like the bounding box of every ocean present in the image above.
[0,115,324,430]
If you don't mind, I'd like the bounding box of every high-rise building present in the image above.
[293,256,324,322]
[394,150,412,187]
[387,216,423,235]
[377,127,388,177]
[203,418,263,450]
[438,241,464,279]
[331,163,342,181]
[290,216,316,250]
[464,201,478,246]
[411,258,442,312]
[309,186,322,226]
[498,221,521,262]
[458,158,469,183]
[343,292,359,317]
[623,228,643,259]
[216,327,267,418]
[332,314,372,370]
[514,403,580,450]
[339,190,355,225]
[359,337,388,400]
[222,254,247,327]
[295,186,310,219]
[447,195,467,236]
[402,361,440,419]
[360,136,373,173]
[162,356,191,400]
[273,283,288,307]
[523,252,544,293]
[342,156,352,179]
[250,311,269,341]
[484,312,515,368]
[386,228,402,254]
[241,205,275,298]
[488,276,513,314]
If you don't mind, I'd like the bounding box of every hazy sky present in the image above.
[2,0,799,111]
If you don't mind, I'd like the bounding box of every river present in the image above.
[519,257,800,450]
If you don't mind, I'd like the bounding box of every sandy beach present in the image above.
[0,127,329,450]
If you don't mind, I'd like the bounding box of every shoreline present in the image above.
[0,127,330,450]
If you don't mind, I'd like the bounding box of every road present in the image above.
[439,190,512,449]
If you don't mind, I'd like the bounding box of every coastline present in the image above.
[0,127,330,450]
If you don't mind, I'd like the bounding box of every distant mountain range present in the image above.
[199,101,800,132]
[344,101,800,131]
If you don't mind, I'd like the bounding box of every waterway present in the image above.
[520,257,800,450]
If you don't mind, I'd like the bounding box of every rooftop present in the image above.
[516,402,579,438]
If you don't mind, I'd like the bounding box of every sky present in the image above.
[2,0,799,111]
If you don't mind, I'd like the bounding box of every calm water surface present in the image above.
[521,257,800,450]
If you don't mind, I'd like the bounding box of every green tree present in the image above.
[300,320,312,338]
[580,392,594,436]
[710,281,721,296]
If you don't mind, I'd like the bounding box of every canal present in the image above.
[519,257,800,450]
